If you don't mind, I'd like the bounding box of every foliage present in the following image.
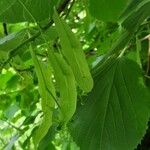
[0,0,150,150]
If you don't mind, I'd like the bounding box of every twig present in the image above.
[144,75,150,79]
[140,34,150,41]
[64,0,75,19]
[5,120,23,132]
[14,66,34,72]
[3,23,8,35]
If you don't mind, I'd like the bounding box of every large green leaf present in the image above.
[0,0,59,23]
[70,57,150,150]
[88,0,130,22]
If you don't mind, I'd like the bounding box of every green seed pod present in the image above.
[30,45,55,149]
[47,49,77,126]
[53,9,93,92]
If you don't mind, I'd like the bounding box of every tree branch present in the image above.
[1,0,71,69]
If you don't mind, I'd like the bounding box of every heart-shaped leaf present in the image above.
[70,57,150,150]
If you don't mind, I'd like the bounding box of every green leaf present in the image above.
[0,29,27,52]
[70,57,150,150]
[53,10,93,92]
[0,70,14,90]
[6,74,20,90]
[35,26,58,45]
[88,0,130,22]
[4,104,19,119]
[38,125,56,150]
[120,0,144,19]
[0,0,59,23]
[122,1,150,31]
[0,94,11,110]
[0,0,16,16]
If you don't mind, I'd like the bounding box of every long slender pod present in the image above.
[53,9,93,92]
[30,44,55,149]
[47,48,77,126]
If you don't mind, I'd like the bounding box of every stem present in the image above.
[3,23,8,35]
